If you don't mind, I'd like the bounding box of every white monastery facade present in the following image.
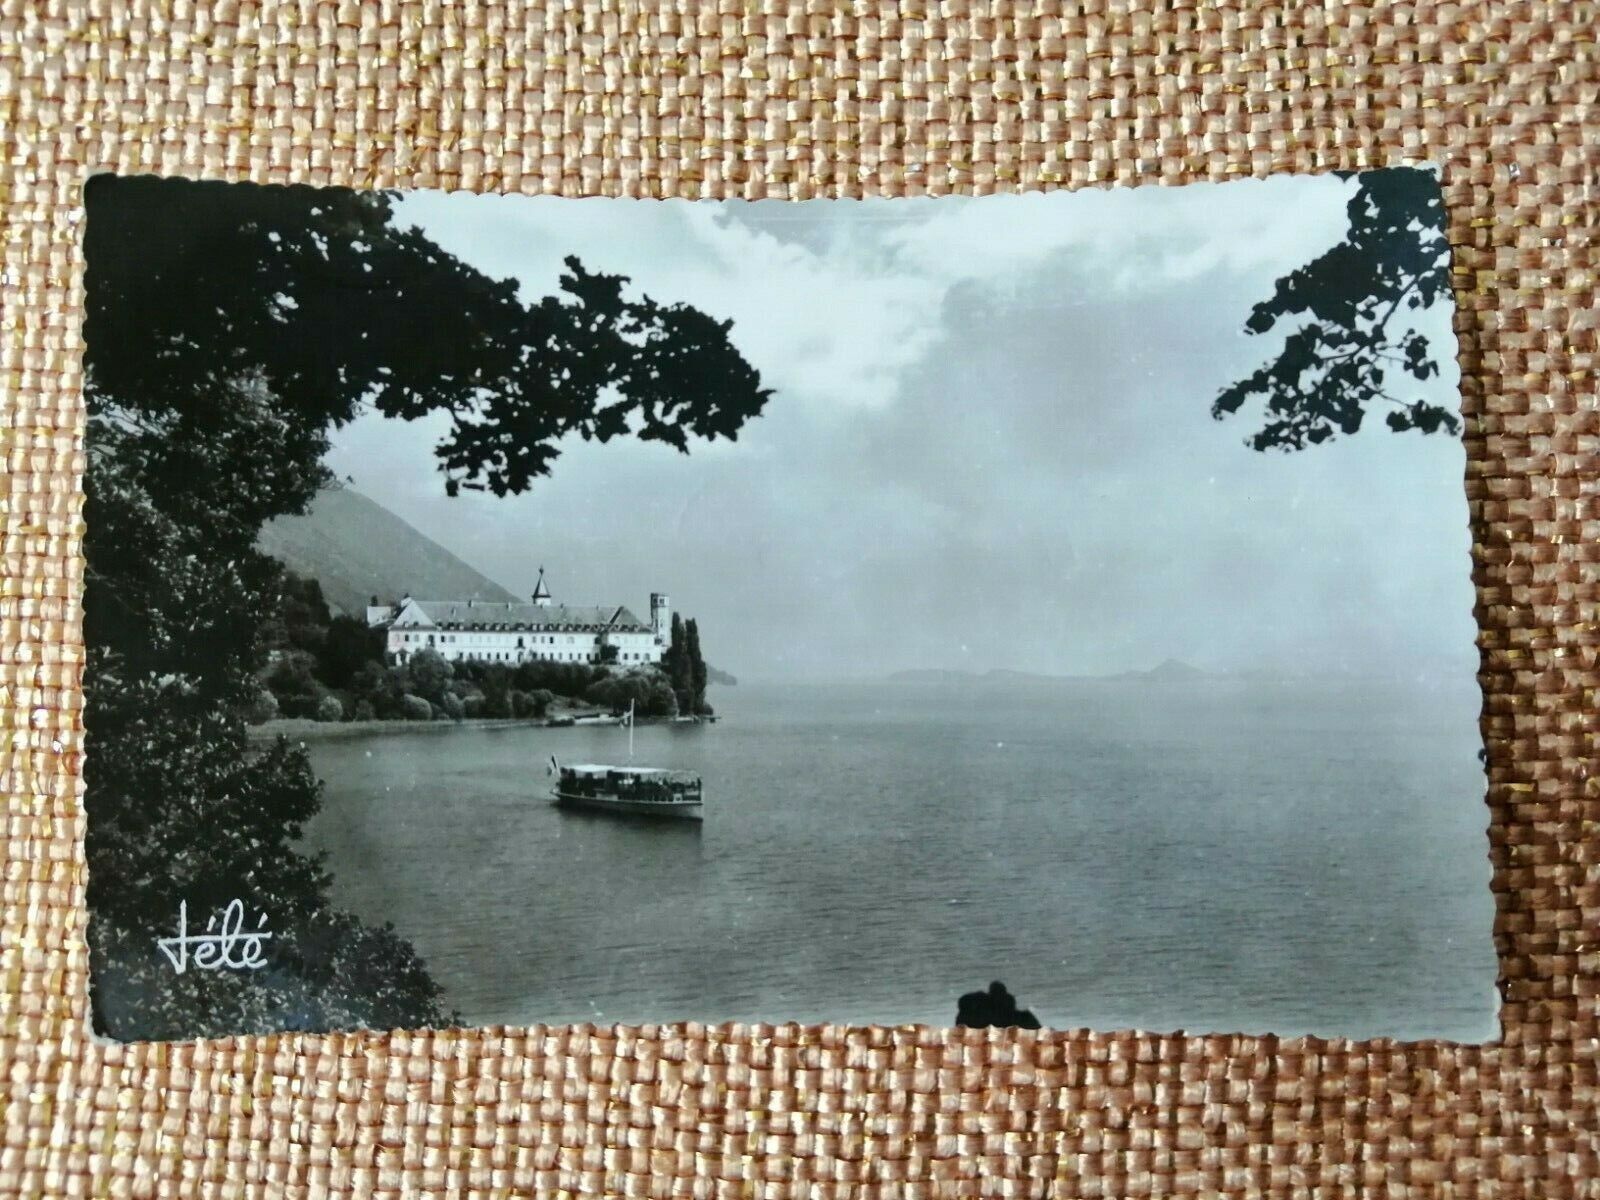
[366,570,669,668]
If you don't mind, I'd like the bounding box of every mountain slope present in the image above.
[1108,658,1207,683]
[887,661,1207,685]
[258,485,519,615]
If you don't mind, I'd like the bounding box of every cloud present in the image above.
[396,192,944,415]
[330,175,1474,682]
[721,175,1353,299]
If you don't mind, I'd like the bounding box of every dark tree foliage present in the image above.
[1212,166,1459,451]
[83,175,773,1039]
[259,574,335,656]
[661,614,688,704]
[318,616,387,692]
[660,614,712,716]
[85,176,772,497]
[404,649,455,707]
[264,653,323,720]
[472,664,514,719]
[511,658,610,698]
[585,672,678,718]
[685,619,711,716]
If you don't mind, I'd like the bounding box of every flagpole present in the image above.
[627,699,635,760]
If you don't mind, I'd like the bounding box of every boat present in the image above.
[546,700,704,820]
[549,761,704,821]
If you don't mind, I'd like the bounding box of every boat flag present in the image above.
[547,754,558,776]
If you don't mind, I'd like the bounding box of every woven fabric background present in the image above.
[2,1,1596,1196]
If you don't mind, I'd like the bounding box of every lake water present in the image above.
[302,678,1497,1041]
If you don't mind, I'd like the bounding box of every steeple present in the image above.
[532,567,553,607]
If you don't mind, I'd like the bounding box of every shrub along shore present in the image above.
[247,702,715,743]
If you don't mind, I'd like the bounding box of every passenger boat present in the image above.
[546,700,704,820]
[549,760,704,821]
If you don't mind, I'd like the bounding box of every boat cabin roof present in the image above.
[563,763,687,778]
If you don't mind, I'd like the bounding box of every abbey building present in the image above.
[366,570,669,668]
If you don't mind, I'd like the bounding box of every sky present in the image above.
[325,174,1476,683]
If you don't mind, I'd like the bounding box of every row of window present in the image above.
[397,632,584,647]
[395,632,656,654]
[453,650,591,663]
[392,645,657,666]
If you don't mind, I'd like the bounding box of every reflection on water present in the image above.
[301,677,1496,1040]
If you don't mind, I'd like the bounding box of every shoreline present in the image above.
[248,709,712,743]
[249,716,548,742]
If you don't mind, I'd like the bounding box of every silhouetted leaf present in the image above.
[1212,166,1461,451]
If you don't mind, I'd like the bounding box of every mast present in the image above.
[627,699,635,760]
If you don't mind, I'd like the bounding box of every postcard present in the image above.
[81,168,1494,1042]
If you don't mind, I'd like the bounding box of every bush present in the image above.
[398,693,433,721]
[352,699,376,721]
[404,649,454,706]
[315,694,344,723]
[440,692,466,722]
[584,671,677,718]
[473,662,512,720]
[243,689,279,725]
[509,688,550,720]
[347,660,403,719]
[264,650,322,719]
[512,659,606,699]
[462,694,486,718]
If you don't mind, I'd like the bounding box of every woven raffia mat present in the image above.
[2,1,1597,1196]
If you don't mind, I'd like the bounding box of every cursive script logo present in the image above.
[155,899,273,975]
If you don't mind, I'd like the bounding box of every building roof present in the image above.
[393,599,650,632]
[531,567,552,602]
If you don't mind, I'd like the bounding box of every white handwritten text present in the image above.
[155,899,273,975]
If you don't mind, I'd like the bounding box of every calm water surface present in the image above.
[301,679,1496,1040]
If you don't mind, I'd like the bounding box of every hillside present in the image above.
[1110,658,1207,683]
[258,485,520,615]
[887,661,1207,686]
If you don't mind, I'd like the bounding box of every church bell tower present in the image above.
[650,593,670,646]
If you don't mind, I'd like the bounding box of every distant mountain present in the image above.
[986,668,1073,684]
[706,665,738,686]
[885,668,982,685]
[887,660,1208,686]
[258,485,520,616]
[1110,658,1208,683]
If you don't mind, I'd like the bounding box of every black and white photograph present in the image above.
[82,168,1494,1044]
